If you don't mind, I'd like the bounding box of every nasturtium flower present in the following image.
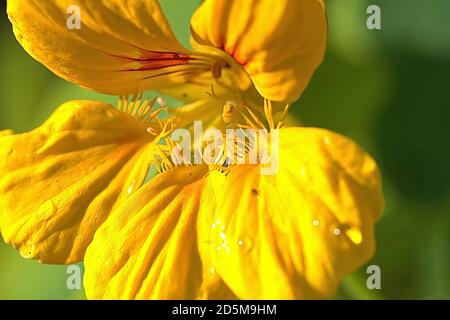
[83,109,384,299]
[7,0,326,105]
[0,0,384,300]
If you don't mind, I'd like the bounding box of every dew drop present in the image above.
[333,227,341,236]
[323,136,331,146]
[209,267,216,274]
[127,180,136,194]
[312,219,320,227]
[238,237,253,252]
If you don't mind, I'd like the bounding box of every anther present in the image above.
[222,101,236,124]
[212,62,223,79]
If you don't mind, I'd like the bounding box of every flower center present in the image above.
[118,94,173,138]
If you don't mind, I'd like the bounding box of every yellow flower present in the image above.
[7,0,326,103]
[83,107,384,299]
[0,0,384,300]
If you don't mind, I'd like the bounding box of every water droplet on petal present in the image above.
[323,136,331,146]
[312,219,320,227]
[333,227,341,236]
[237,237,253,252]
[209,267,216,274]
[127,180,137,194]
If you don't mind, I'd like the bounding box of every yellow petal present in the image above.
[0,100,157,264]
[190,0,327,102]
[204,127,384,299]
[7,0,213,95]
[84,165,234,300]
[173,98,225,132]
[0,130,14,137]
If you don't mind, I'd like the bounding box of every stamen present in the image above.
[206,83,218,99]
[126,94,136,114]
[264,99,275,130]
[146,127,158,135]
[276,104,291,129]
[134,99,149,119]
[156,96,167,107]
[118,95,170,123]
[212,62,223,79]
[140,97,158,120]
[118,95,123,111]
[130,92,144,116]
[222,100,243,124]
[245,106,266,129]
[212,98,292,174]
[243,99,291,131]
[117,93,174,174]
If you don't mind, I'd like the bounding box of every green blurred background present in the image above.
[0,0,449,299]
